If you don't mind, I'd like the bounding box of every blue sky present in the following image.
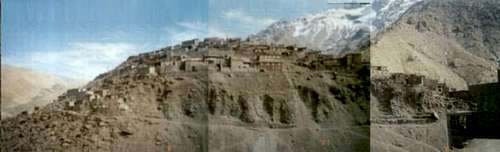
[2,0,332,80]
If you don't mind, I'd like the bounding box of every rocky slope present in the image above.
[370,72,450,152]
[0,39,370,151]
[251,0,424,54]
[1,64,85,119]
[371,0,500,90]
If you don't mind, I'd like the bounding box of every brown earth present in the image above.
[1,64,85,119]
[371,0,500,90]
[0,39,370,152]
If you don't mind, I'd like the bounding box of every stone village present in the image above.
[121,37,364,75]
[371,65,500,149]
[3,37,371,151]
[56,37,366,114]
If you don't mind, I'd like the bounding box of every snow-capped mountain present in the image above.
[371,0,424,32]
[251,0,424,54]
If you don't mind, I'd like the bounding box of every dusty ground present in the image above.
[454,139,500,152]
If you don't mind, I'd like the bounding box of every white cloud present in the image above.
[223,10,277,27]
[176,22,207,32]
[22,42,139,80]
[161,10,277,46]
[163,22,232,45]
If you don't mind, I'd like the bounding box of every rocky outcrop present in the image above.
[370,72,450,152]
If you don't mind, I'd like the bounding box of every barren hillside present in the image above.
[371,0,500,90]
[0,39,370,152]
[1,64,85,119]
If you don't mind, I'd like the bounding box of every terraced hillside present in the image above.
[1,38,370,152]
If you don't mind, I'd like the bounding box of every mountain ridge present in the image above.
[1,64,86,119]
[371,0,500,90]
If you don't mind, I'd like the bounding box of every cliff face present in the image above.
[371,0,500,90]
[1,39,370,152]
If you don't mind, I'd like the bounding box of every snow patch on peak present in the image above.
[372,0,424,30]
[251,0,424,54]
[292,6,369,37]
